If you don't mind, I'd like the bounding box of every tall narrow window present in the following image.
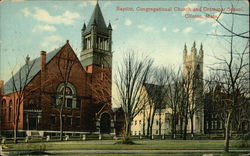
[9,100,13,121]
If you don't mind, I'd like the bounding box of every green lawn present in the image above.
[3,140,249,151]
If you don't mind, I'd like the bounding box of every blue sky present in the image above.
[0,0,249,83]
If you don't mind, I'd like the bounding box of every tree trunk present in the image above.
[150,109,156,138]
[143,109,145,136]
[159,109,162,136]
[147,116,150,137]
[124,117,131,141]
[13,102,20,144]
[59,84,67,141]
[171,114,175,139]
[190,114,194,139]
[180,117,183,138]
[224,110,233,152]
[183,113,188,140]
[173,107,177,139]
[59,110,63,141]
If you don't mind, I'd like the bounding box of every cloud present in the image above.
[112,24,117,30]
[195,12,224,25]
[183,27,193,33]
[22,8,30,16]
[124,19,132,26]
[22,8,80,25]
[182,3,198,15]
[41,35,64,48]
[137,25,154,32]
[52,5,62,9]
[63,11,80,19]
[32,25,56,32]
[79,0,97,8]
[173,28,180,33]
[162,27,167,32]
[104,1,112,8]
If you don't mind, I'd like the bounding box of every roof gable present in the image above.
[4,45,65,94]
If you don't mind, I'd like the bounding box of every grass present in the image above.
[2,140,250,151]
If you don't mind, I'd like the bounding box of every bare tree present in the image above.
[143,83,161,137]
[145,67,170,137]
[9,56,37,143]
[55,48,77,141]
[166,67,183,139]
[115,52,153,142]
[209,3,249,152]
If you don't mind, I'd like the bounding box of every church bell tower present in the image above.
[183,42,204,134]
[80,2,112,111]
[80,2,112,73]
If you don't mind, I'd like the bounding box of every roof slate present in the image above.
[4,45,64,94]
[83,3,107,34]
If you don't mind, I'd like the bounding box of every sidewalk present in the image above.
[45,149,250,155]
[2,149,250,155]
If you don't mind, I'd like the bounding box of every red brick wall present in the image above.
[1,42,113,132]
[1,92,24,130]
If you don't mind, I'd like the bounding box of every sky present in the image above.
[0,0,249,105]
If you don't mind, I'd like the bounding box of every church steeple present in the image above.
[82,2,108,35]
[80,2,112,70]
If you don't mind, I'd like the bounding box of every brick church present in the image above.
[0,3,122,135]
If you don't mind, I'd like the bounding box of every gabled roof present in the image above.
[143,83,166,109]
[83,2,107,34]
[4,45,65,94]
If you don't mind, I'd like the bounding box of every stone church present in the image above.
[183,42,204,134]
[0,2,122,135]
[130,42,205,136]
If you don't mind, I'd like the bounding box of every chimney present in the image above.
[26,55,30,64]
[40,51,46,84]
[0,80,4,95]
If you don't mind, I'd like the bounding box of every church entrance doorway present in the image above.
[100,113,111,134]
[29,117,37,130]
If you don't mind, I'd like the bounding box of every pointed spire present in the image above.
[108,21,112,30]
[191,41,197,55]
[193,41,196,48]
[83,2,107,34]
[199,43,204,57]
[82,23,86,31]
[183,43,187,60]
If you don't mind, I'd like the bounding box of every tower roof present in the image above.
[83,2,107,34]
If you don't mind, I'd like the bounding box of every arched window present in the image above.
[9,100,13,121]
[56,83,77,109]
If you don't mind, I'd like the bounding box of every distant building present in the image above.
[182,42,204,134]
[204,85,250,134]
[0,3,122,135]
[131,42,205,136]
[131,83,172,136]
